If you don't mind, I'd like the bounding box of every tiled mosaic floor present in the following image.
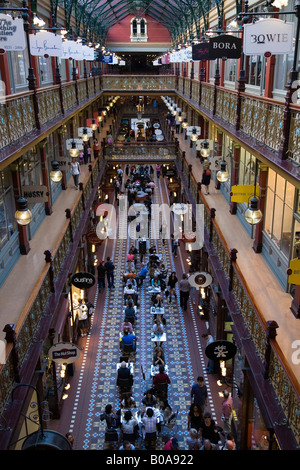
[49,168,224,451]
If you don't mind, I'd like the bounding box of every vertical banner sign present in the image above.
[29,32,63,57]
[0,14,26,51]
[192,43,210,61]
[243,19,294,56]
[209,35,242,59]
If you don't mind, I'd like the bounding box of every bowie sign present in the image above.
[243,18,294,56]
[0,14,26,51]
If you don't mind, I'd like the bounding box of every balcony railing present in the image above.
[1,74,299,166]
[176,148,300,448]
[0,152,104,422]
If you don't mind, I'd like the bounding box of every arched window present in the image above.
[130,17,148,42]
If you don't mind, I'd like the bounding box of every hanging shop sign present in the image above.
[48,342,81,365]
[71,272,95,289]
[94,50,103,62]
[182,46,192,62]
[22,185,48,203]
[0,14,26,51]
[78,127,93,138]
[287,258,300,285]
[61,40,83,60]
[86,229,102,245]
[66,138,84,150]
[192,43,210,61]
[186,126,201,136]
[208,154,231,170]
[102,54,113,63]
[243,19,294,56]
[188,271,212,288]
[209,35,242,60]
[82,45,95,61]
[230,184,256,203]
[205,340,237,361]
[29,31,63,57]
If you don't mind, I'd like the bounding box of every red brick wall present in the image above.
[106,14,171,43]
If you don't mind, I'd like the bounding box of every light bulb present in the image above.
[216,161,229,182]
[15,198,32,226]
[244,197,263,225]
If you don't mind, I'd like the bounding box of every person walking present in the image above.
[70,157,80,189]
[221,390,233,438]
[179,273,191,311]
[97,261,106,292]
[190,376,208,419]
[171,234,179,258]
[167,271,177,304]
[105,256,115,288]
[201,168,211,195]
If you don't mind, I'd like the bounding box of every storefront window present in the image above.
[264,169,295,258]
[224,58,237,83]
[38,56,53,84]
[238,148,256,185]
[9,50,29,90]
[19,147,42,186]
[0,170,17,248]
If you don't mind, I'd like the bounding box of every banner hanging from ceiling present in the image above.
[29,32,63,57]
[0,14,26,51]
[61,40,83,60]
[243,18,294,56]
[209,35,242,59]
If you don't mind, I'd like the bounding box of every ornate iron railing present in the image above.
[176,148,300,447]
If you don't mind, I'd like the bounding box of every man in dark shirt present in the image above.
[117,361,133,386]
[104,256,115,288]
[97,261,106,291]
[190,376,208,419]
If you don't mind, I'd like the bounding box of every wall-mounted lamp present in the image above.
[15,197,32,226]
[50,161,63,182]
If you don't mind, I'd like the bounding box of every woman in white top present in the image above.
[121,410,138,440]
[70,157,80,189]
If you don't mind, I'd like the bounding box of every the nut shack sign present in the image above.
[243,18,294,56]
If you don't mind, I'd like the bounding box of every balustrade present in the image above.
[176,149,300,447]
[0,151,104,419]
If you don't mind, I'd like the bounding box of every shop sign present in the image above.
[48,342,81,364]
[205,340,237,360]
[230,184,256,203]
[94,50,103,62]
[22,185,48,203]
[29,31,62,57]
[82,45,95,61]
[165,168,177,178]
[102,54,113,63]
[186,126,201,136]
[243,19,294,56]
[61,40,83,60]
[209,35,242,59]
[66,138,84,150]
[71,272,95,289]
[86,230,102,245]
[188,271,212,288]
[0,14,26,51]
[78,127,93,138]
[192,43,210,61]
[287,258,300,285]
[182,46,192,62]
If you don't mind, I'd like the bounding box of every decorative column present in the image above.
[39,139,53,215]
[57,128,67,190]
[252,163,268,253]
[215,130,223,190]
[229,144,241,215]
[11,164,30,254]
[0,53,11,95]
